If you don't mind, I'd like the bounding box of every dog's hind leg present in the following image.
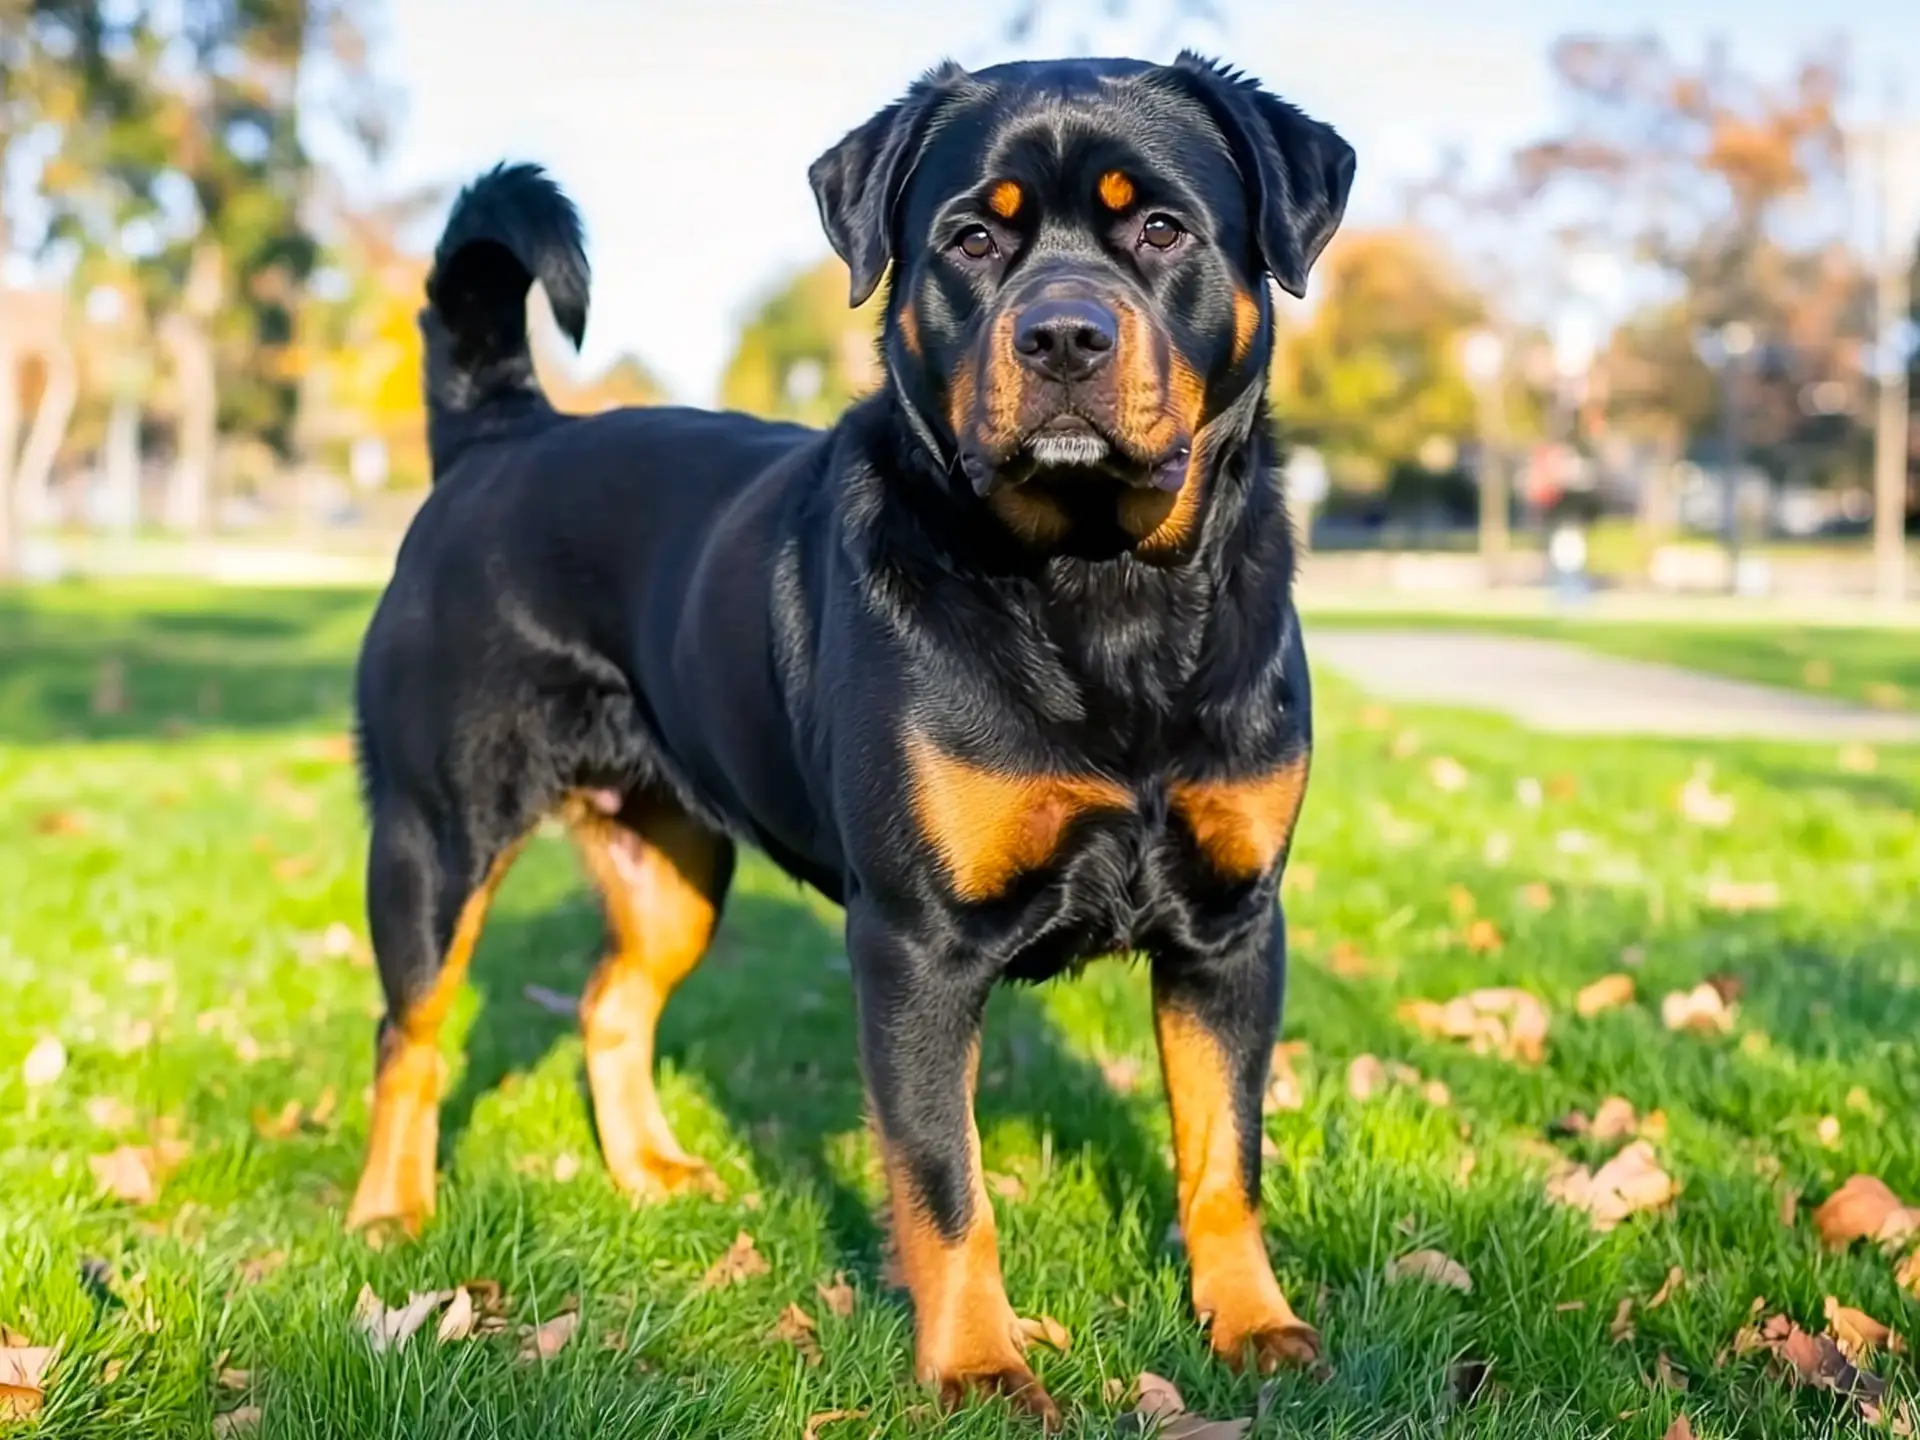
[348,803,523,1233]
[567,791,734,1198]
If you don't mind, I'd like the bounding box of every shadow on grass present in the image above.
[0,584,372,743]
[447,881,1177,1275]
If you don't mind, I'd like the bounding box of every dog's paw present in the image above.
[608,1150,725,1201]
[935,1363,1062,1431]
[1212,1317,1328,1379]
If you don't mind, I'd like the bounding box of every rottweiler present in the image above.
[348,52,1352,1425]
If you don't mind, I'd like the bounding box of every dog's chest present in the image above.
[906,739,1309,905]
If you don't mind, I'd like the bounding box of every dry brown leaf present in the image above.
[986,1171,1026,1201]
[1464,918,1504,954]
[1661,984,1735,1036]
[1428,756,1469,792]
[1100,1054,1144,1095]
[1265,1043,1305,1112]
[1448,885,1477,920]
[356,1285,457,1355]
[1125,1371,1251,1439]
[1823,1297,1903,1361]
[1592,1097,1639,1142]
[1386,1249,1472,1293]
[1677,766,1736,827]
[1817,1115,1842,1149]
[0,1336,55,1422]
[1813,1175,1920,1250]
[1704,880,1778,913]
[702,1231,770,1288]
[216,1363,250,1391]
[1611,1297,1637,1343]
[1779,1188,1800,1228]
[1734,1311,1889,1408]
[1346,1054,1387,1101]
[1135,1371,1186,1415]
[34,808,92,837]
[769,1303,821,1366]
[1838,743,1878,774]
[814,1273,856,1319]
[237,1251,287,1287]
[1521,879,1555,909]
[1661,1414,1695,1440]
[1327,939,1372,976]
[518,1308,579,1363]
[251,1099,303,1140]
[803,1410,869,1440]
[1654,1352,1689,1391]
[1898,1249,1920,1298]
[83,1096,135,1131]
[22,1035,67,1088]
[437,1287,476,1343]
[212,1407,262,1437]
[1647,1266,1685,1310]
[1016,1314,1072,1352]
[1576,974,1635,1018]
[89,1140,188,1205]
[1398,988,1550,1064]
[1548,1141,1676,1232]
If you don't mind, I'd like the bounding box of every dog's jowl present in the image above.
[349,53,1351,1425]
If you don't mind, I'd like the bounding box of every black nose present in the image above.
[1013,297,1117,382]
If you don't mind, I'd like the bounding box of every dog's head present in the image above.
[810,55,1353,558]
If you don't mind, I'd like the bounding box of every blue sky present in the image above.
[367,0,1911,404]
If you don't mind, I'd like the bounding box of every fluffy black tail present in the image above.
[421,162,589,475]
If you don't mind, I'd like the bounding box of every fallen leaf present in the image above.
[1448,885,1476,920]
[1423,1079,1452,1108]
[1647,1267,1685,1310]
[1265,1043,1305,1112]
[552,1153,581,1183]
[1386,1249,1472,1293]
[1654,1352,1689,1391]
[701,1231,770,1289]
[1779,1188,1800,1228]
[1838,743,1878,774]
[1520,880,1554,910]
[1428,756,1469,792]
[437,1287,475,1343]
[769,1303,821,1366]
[1135,1371,1186,1416]
[89,1140,188,1205]
[83,1096,135,1131]
[1813,1175,1920,1250]
[986,1171,1026,1200]
[357,1285,457,1355]
[34,809,91,836]
[1704,880,1778,913]
[1661,984,1735,1036]
[0,1335,55,1421]
[1548,1141,1676,1232]
[1611,1297,1637,1342]
[1677,765,1736,827]
[1576,974,1635,1018]
[1398,988,1550,1064]
[1555,1301,1586,1313]
[1463,918,1504,954]
[1817,1115,1842,1149]
[1017,1314,1072,1352]
[1122,1370,1252,1439]
[518,1307,579,1362]
[1101,1054,1143,1094]
[216,1362,250,1391]
[251,1100,303,1140]
[1327,939,1372,977]
[1592,1096,1639,1142]
[237,1251,287,1287]
[1823,1297,1903,1361]
[1898,1249,1920,1298]
[22,1035,67,1088]
[1661,1414,1695,1440]
[814,1273,856,1319]
[212,1407,262,1437]
[803,1409,869,1440]
[1346,1054,1387,1101]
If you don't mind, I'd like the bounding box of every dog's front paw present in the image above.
[606,1149,725,1201]
[1211,1315,1326,1377]
[933,1361,1062,1431]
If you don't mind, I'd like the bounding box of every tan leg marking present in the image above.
[1168,752,1310,881]
[1155,1004,1322,1373]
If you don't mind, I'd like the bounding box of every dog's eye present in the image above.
[955,226,996,261]
[1140,214,1185,251]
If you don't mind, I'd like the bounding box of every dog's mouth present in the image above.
[965,415,1189,498]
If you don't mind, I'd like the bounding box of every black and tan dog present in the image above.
[348,53,1351,1424]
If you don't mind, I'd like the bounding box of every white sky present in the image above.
[375,0,1912,405]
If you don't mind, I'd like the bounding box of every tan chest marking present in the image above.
[1169,753,1310,880]
[907,735,1134,901]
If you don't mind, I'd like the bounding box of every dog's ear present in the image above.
[809,61,969,308]
[1169,55,1355,299]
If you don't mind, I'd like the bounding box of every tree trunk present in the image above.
[0,321,19,578]
[163,242,224,534]
[13,339,77,527]
[103,393,142,534]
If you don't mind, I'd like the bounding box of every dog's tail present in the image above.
[421,162,589,475]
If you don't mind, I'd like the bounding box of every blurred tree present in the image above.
[1269,228,1485,493]
[1512,36,1865,475]
[719,257,881,427]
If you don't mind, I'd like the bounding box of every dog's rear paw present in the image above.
[1214,1318,1328,1379]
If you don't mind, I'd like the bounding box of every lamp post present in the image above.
[1695,321,1756,591]
[1461,328,1508,583]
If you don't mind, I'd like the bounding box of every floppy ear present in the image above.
[1170,54,1355,299]
[808,61,969,308]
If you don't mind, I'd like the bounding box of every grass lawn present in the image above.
[3,582,1918,1439]
[1307,607,1917,716]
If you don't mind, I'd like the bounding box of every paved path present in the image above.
[1311,629,1920,743]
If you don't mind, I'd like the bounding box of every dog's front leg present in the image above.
[847,904,1060,1429]
[1152,911,1323,1374]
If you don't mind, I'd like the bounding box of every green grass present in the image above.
[1309,607,1918,715]
[3,582,1917,1439]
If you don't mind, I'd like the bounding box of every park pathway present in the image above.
[1311,629,1920,743]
